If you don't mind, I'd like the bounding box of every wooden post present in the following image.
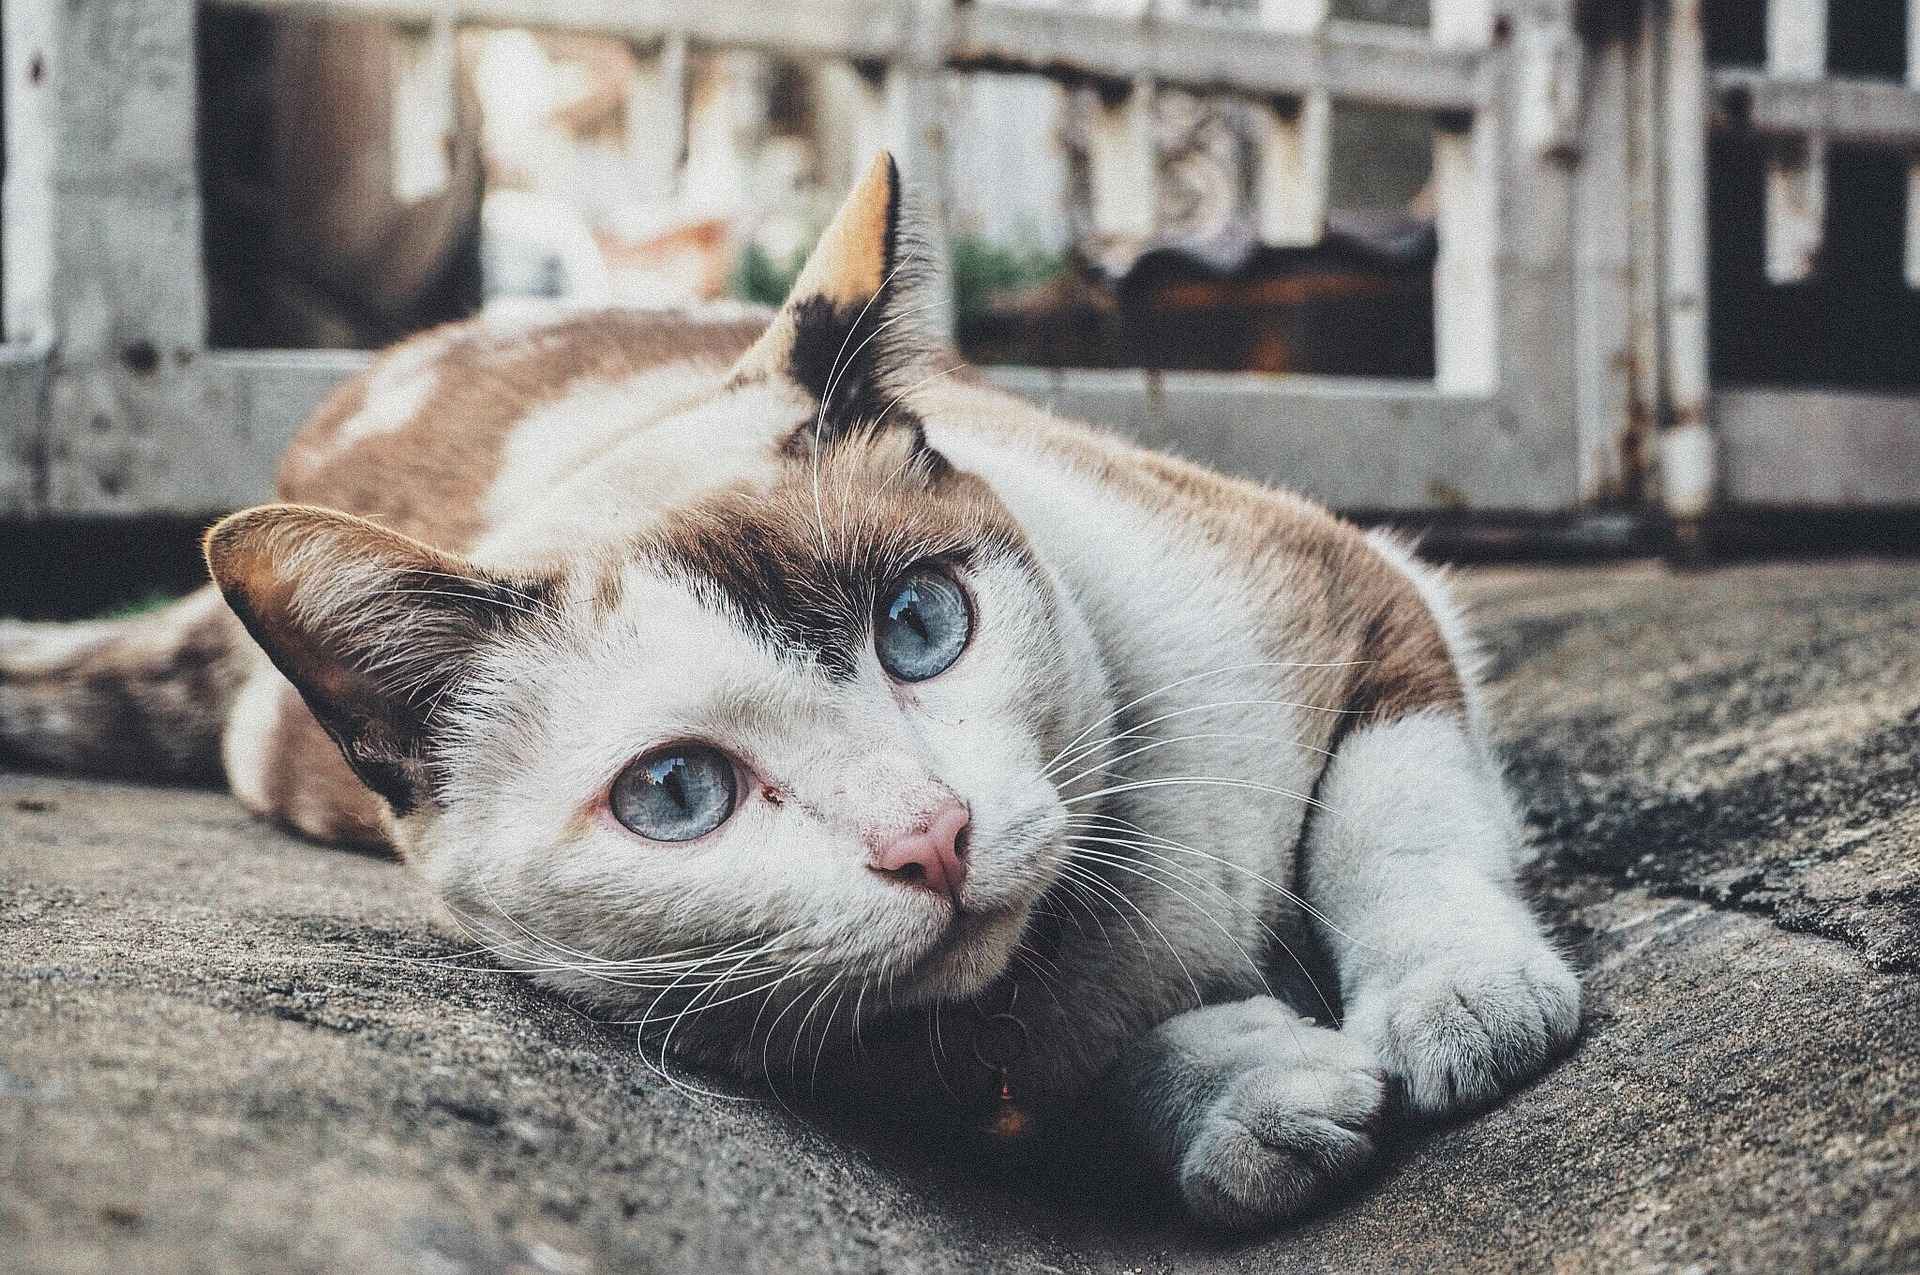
[1661,0,1716,529]
[389,15,458,205]
[1,0,243,515]
[1905,0,1920,287]
[1763,0,1827,283]
[1252,1,1330,248]
[683,49,763,213]
[627,35,688,198]
[1086,76,1158,242]
[1430,0,1498,397]
[1625,1,1666,500]
[1573,19,1634,502]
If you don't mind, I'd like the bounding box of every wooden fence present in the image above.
[1,0,1917,535]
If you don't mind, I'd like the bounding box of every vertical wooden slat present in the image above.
[1253,94,1329,247]
[390,16,458,205]
[2,0,228,514]
[626,35,688,197]
[1573,23,1633,502]
[1430,0,1492,49]
[1661,0,1716,527]
[1087,76,1158,241]
[1905,0,1920,287]
[1625,0,1666,499]
[1252,0,1329,248]
[1430,0,1497,396]
[1762,0,1827,283]
[682,49,762,213]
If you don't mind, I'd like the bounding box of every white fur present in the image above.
[335,365,436,446]
[1304,711,1579,1116]
[473,372,801,571]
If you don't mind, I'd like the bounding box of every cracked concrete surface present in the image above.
[4,558,1917,1273]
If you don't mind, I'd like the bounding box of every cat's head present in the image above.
[205,156,1113,1044]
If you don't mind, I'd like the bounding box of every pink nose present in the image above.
[867,801,972,904]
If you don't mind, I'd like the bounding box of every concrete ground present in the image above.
[3,558,1917,1274]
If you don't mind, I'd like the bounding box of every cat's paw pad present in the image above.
[1350,948,1580,1120]
[1176,1036,1383,1231]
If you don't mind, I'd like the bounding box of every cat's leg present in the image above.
[1097,995,1383,1231]
[1304,708,1580,1118]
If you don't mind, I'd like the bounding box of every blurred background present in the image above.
[3,0,1918,616]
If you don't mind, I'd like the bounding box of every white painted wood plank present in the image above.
[1906,0,1920,287]
[3,0,216,515]
[1430,0,1492,50]
[1719,387,1920,506]
[1258,0,1329,30]
[1573,32,1634,502]
[1713,69,1920,146]
[1516,10,1583,159]
[1251,0,1329,247]
[390,16,458,203]
[1765,0,1826,79]
[1253,92,1330,247]
[1626,0,1664,469]
[200,352,1537,515]
[986,367,1563,511]
[1086,78,1157,240]
[1762,0,1828,283]
[681,49,761,213]
[213,0,1491,114]
[626,35,687,196]
[1764,133,1827,283]
[1432,119,1499,395]
[0,341,50,515]
[1661,0,1715,522]
[1430,0,1500,398]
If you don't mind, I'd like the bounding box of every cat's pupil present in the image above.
[659,760,688,811]
[612,746,736,842]
[874,569,969,683]
[892,589,931,643]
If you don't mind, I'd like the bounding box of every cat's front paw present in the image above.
[1176,1027,1383,1231]
[1348,946,1580,1119]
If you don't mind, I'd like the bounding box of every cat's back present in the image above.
[274,305,770,554]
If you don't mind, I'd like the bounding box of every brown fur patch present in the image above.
[0,587,249,781]
[260,678,389,850]
[277,310,765,553]
[645,427,1026,679]
[206,505,558,816]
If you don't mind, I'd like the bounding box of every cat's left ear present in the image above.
[731,152,947,452]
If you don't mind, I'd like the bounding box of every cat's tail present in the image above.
[0,585,249,783]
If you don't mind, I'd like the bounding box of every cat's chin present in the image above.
[895,901,1031,1003]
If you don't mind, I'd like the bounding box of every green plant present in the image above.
[731,230,1065,323]
[948,236,1066,324]
[98,592,181,621]
[731,241,810,308]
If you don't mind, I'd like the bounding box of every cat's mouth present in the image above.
[895,899,1032,1002]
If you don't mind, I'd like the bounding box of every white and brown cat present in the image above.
[0,155,1578,1230]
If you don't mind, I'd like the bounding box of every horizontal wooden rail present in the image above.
[1713,68,1920,149]
[0,345,1572,515]
[209,0,1491,113]
[1718,387,1920,506]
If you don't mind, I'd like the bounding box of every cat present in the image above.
[0,154,1579,1231]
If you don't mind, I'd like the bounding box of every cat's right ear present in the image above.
[204,506,554,816]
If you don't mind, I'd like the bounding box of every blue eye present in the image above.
[610,745,737,842]
[875,569,970,683]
